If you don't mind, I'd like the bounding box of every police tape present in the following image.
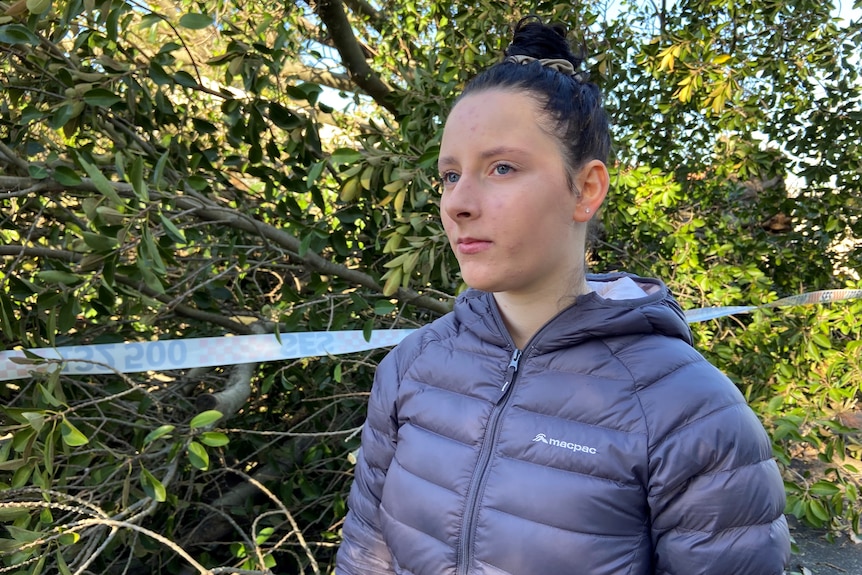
[0,330,413,382]
[1,289,861,382]
[680,288,862,322]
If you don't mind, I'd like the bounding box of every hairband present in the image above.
[505,54,577,77]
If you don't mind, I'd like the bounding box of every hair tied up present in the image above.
[505,54,588,83]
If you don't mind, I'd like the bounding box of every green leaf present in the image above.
[137,264,165,294]
[81,231,119,252]
[330,148,362,165]
[78,155,125,207]
[809,481,841,496]
[143,424,175,445]
[140,467,167,502]
[149,61,172,86]
[187,441,209,470]
[38,383,63,407]
[808,499,830,522]
[268,103,302,129]
[138,13,162,30]
[52,165,82,186]
[5,525,42,543]
[139,227,166,274]
[58,532,80,545]
[187,175,208,190]
[28,164,49,179]
[0,505,30,521]
[11,462,33,487]
[255,526,274,544]
[83,88,122,107]
[57,549,72,575]
[189,410,223,429]
[26,0,51,15]
[37,270,82,285]
[128,156,148,202]
[199,431,229,447]
[60,419,89,447]
[22,411,45,432]
[43,428,55,475]
[0,24,39,45]
[374,300,396,315]
[179,13,213,29]
[173,70,198,88]
[159,213,187,244]
[811,333,832,349]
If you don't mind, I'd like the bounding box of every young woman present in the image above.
[336,17,791,575]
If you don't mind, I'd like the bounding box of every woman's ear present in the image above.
[572,160,609,222]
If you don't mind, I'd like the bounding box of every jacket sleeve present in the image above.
[335,346,404,575]
[646,367,791,575]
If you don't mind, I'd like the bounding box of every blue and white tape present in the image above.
[681,289,862,322]
[0,330,412,382]
[1,289,860,382]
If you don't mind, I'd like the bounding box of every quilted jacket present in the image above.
[336,273,790,575]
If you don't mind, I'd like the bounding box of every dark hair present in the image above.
[458,17,611,184]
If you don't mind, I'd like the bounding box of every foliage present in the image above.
[1,0,860,572]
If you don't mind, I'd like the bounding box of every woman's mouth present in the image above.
[457,238,492,255]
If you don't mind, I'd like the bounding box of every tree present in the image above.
[1,0,861,572]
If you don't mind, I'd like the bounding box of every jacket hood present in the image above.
[454,272,693,353]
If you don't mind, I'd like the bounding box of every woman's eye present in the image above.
[494,164,513,175]
[441,171,460,184]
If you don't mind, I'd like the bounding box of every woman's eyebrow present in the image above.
[438,146,529,170]
[437,155,457,170]
[479,146,528,159]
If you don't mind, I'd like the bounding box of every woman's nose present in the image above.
[442,176,479,220]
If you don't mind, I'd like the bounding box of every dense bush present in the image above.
[1,0,860,573]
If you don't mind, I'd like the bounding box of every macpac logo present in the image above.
[532,433,598,455]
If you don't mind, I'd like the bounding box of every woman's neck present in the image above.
[493,278,590,349]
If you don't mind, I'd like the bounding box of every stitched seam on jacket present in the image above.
[679,454,774,480]
[479,504,647,539]
[650,457,777,502]
[660,517,780,535]
[508,403,647,435]
[379,501,452,550]
[407,419,475,448]
[652,401,744,448]
[390,454,462,496]
[493,452,641,487]
[633,351,703,392]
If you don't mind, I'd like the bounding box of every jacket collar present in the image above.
[453,272,693,353]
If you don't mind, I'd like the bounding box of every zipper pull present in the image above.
[500,349,522,394]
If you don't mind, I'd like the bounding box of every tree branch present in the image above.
[343,0,381,24]
[282,62,356,93]
[0,140,30,174]
[313,0,397,115]
[0,176,452,317]
[0,245,253,334]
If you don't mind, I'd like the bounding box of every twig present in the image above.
[0,140,28,173]
[224,468,320,575]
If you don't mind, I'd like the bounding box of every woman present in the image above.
[336,17,790,575]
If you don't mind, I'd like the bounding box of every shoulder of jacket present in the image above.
[384,311,459,369]
[613,336,756,448]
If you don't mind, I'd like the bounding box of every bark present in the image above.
[195,324,265,416]
[313,0,397,115]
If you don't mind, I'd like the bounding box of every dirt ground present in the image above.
[790,518,862,575]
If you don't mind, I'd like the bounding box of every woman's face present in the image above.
[438,89,587,299]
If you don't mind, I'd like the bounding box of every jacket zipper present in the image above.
[456,347,522,575]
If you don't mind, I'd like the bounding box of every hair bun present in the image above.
[505,16,583,70]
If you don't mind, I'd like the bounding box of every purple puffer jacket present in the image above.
[336,274,790,575]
